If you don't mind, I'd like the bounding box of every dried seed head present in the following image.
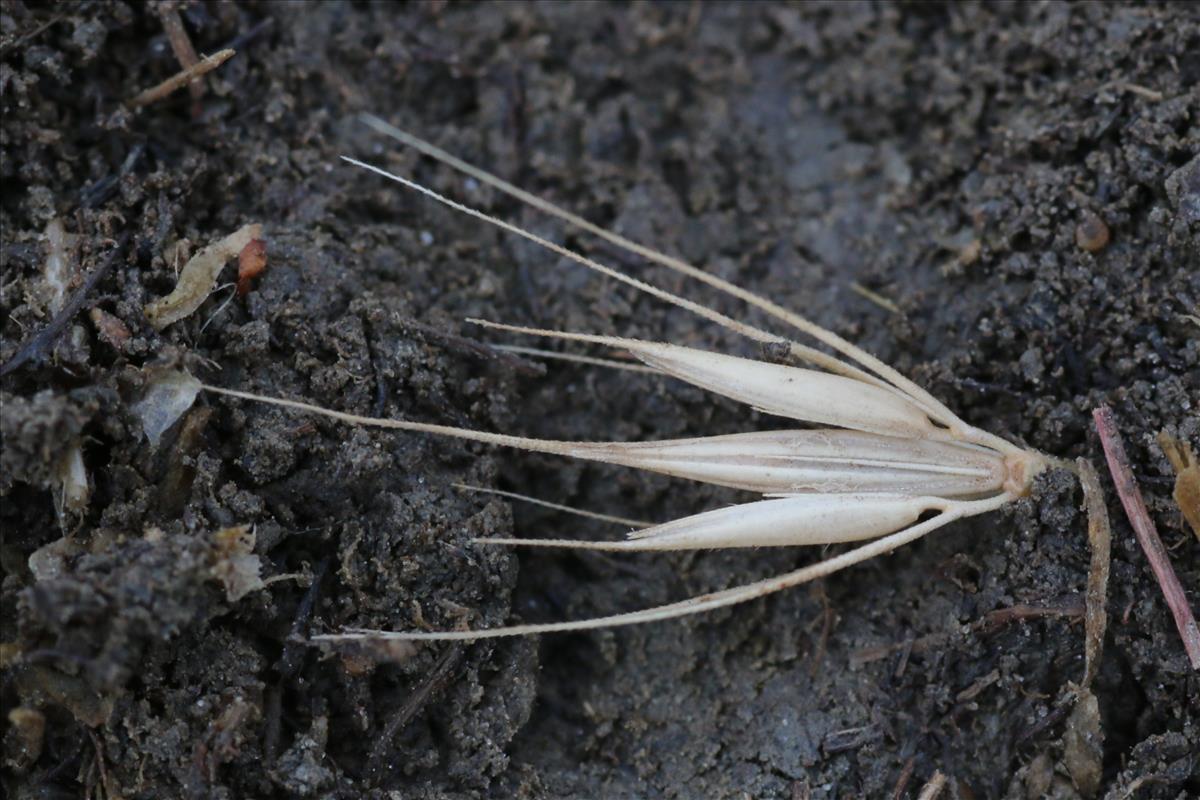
[200,118,1070,641]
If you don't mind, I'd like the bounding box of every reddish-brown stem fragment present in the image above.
[158,5,204,100]
[1093,406,1200,670]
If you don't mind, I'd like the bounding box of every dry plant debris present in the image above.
[210,525,264,602]
[914,771,947,800]
[40,218,75,313]
[156,3,205,101]
[1094,406,1200,670]
[203,119,1111,646]
[127,47,235,109]
[1157,430,1200,540]
[3,6,1194,797]
[0,232,129,376]
[88,308,131,352]
[1063,689,1103,796]
[1077,458,1111,688]
[144,223,261,329]
[130,368,202,446]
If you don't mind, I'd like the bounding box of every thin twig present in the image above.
[85,727,114,800]
[278,559,329,679]
[1015,703,1070,747]
[157,5,204,100]
[128,48,235,108]
[1115,82,1164,102]
[0,5,82,55]
[367,644,464,781]
[890,757,916,800]
[0,233,129,376]
[1093,406,1200,670]
[80,143,145,210]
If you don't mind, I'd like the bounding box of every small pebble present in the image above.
[1075,211,1110,252]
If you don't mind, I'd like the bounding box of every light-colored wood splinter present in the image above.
[128,48,235,109]
[204,119,1110,646]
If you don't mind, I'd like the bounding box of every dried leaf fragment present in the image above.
[211,525,264,602]
[145,223,261,329]
[1157,431,1200,541]
[1063,688,1103,797]
[158,407,212,514]
[1077,459,1110,689]
[55,442,89,515]
[89,307,131,351]
[42,218,75,313]
[131,368,202,446]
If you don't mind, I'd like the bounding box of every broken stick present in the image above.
[1093,406,1200,670]
[128,48,235,109]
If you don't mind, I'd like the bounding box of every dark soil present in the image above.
[2,2,1198,798]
